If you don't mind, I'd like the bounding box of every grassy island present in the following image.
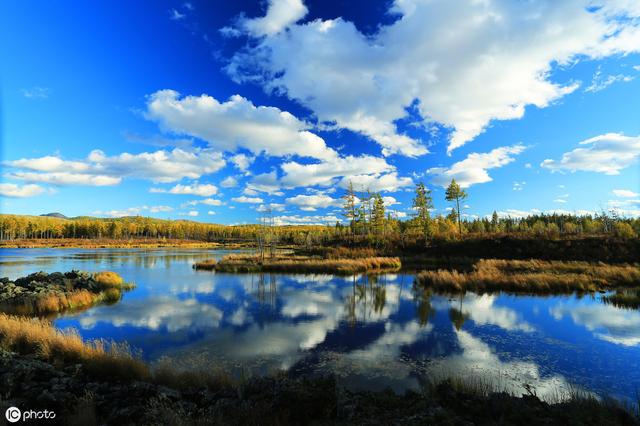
[195,254,402,274]
[0,271,134,315]
[415,259,640,293]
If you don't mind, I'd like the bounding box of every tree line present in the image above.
[0,178,638,245]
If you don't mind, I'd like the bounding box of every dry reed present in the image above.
[416,259,640,293]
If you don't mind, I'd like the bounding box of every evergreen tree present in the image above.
[371,193,386,236]
[412,182,433,242]
[445,179,468,234]
[342,181,358,235]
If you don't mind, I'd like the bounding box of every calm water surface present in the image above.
[2,248,639,403]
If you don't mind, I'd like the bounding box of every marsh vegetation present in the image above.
[415,259,640,293]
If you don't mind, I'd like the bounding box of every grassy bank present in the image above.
[196,254,402,274]
[0,237,255,249]
[0,271,135,315]
[415,259,640,293]
[0,313,637,425]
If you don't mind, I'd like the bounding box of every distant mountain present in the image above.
[40,212,68,219]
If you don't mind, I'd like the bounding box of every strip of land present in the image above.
[195,254,402,274]
[0,313,636,425]
[0,271,134,315]
[415,259,640,293]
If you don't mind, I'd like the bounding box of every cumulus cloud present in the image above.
[232,195,264,204]
[241,0,308,37]
[273,214,340,225]
[228,0,640,154]
[93,205,174,217]
[150,183,218,196]
[541,133,640,175]
[182,198,224,207]
[428,144,526,188]
[146,90,337,160]
[338,172,413,193]
[0,183,45,198]
[613,189,640,198]
[6,148,225,185]
[246,171,283,195]
[285,194,342,211]
[231,154,253,171]
[280,155,395,188]
[221,176,238,188]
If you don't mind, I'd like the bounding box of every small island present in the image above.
[0,271,134,315]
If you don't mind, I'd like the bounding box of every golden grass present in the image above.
[416,259,640,293]
[208,254,401,274]
[193,258,217,270]
[1,271,134,315]
[93,271,124,287]
[0,313,149,381]
[0,313,236,389]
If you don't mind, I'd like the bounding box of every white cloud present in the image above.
[585,68,634,93]
[0,183,45,198]
[280,155,395,188]
[208,210,216,215]
[512,181,525,191]
[150,183,218,197]
[428,144,526,188]
[273,214,340,225]
[180,210,199,217]
[613,189,639,198]
[221,176,238,188]
[182,198,224,207]
[8,172,121,186]
[146,90,337,160]
[232,195,264,204]
[541,133,640,175]
[149,205,173,213]
[382,196,399,206]
[338,172,413,192]
[228,0,640,154]
[231,154,253,171]
[7,148,225,185]
[93,205,174,217]
[93,207,144,217]
[241,0,308,37]
[21,87,49,99]
[246,171,283,195]
[257,203,286,212]
[286,194,342,211]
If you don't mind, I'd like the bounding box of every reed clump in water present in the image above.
[201,254,402,274]
[192,258,217,270]
[416,259,640,293]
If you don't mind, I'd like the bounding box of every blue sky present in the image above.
[1,0,639,224]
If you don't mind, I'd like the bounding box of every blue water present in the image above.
[1,248,639,403]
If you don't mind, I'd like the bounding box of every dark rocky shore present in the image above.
[0,349,637,426]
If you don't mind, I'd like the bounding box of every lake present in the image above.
[2,248,639,404]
